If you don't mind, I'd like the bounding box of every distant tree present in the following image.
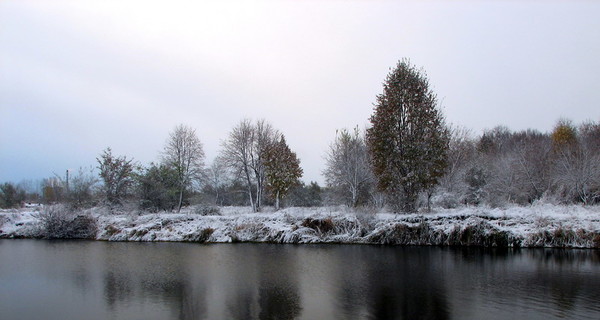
[324,127,374,207]
[551,119,578,150]
[162,124,205,212]
[41,177,64,204]
[67,167,98,208]
[0,182,26,208]
[287,181,323,207]
[264,135,303,210]
[438,126,475,194]
[463,166,487,205]
[137,163,180,212]
[550,119,600,204]
[220,119,279,212]
[202,158,232,206]
[97,148,135,207]
[367,59,449,212]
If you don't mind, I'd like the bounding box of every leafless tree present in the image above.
[68,166,99,208]
[550,121,600,204]
[220,119,279,212]
[221,119,257,210]
[438,125,475,194]
[251,119,279,210]
[162,124,205,212]
[203,157,233,206]
[324,127,374,207]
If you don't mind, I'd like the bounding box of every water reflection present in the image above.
[1,240,599,320]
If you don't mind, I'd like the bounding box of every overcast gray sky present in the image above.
[1,0,599,185]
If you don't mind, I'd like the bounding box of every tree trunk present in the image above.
[244,167,255,212]
[275,190,280,211]
[177,188,183,213]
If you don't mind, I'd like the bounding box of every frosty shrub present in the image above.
[194,205,221,216]
[430,192,459,209]
[0,214,8,229]
[38,205,97,239]
[183,227,214,242]
[301,217,335,234]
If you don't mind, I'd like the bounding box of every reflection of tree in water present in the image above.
[258,283,301,320]
[227,286,258,320]
[529,249,588,317]
[103,271,133,309]
[102,243,207,320]
[223,244,301,320]
[179,282,208,320]
[257,246,301,320]
[367,247,450,320]
[334,246,450,320]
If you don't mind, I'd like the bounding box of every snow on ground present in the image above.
[1,203,600,248]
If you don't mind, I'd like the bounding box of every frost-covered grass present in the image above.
[1,203,600,248]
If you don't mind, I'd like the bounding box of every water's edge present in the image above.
[2,205,600,248]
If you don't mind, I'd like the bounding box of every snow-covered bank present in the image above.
[1,204,600,248]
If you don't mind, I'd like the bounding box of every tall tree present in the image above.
[367,59,449,212]
[220,119,279,212]
[97,148,134,207]
[162,124,205,212]
[323,127,374,207]
[221,119,258,211]
[264,135,303,210]
[251,119,279,210]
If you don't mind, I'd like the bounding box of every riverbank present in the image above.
[1,204,600,248]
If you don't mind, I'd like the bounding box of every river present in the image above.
[0,240,599,319]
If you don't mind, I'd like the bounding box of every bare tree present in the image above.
[162,124,205,212]
[220,119,279,212]
[324,127,374,207]
[550,120,600,204]
[68,166,98,208]
[438,125,475,194]
[251,119,279,210]
[221,119,257,210]
[203,157,233,206]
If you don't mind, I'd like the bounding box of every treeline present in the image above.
[2,59,599,212]
[2,120,598,212]
[1,121,316,212]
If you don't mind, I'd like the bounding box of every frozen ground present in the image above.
[1,204,600,248]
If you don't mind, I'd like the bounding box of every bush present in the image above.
[194,205,221,216]
[301,217,335,234]
[37,205,97,239]
[183,227,214,242]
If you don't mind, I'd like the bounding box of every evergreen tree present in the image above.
[367,59,449,212]
[136,163,180,212]
[264,135,303,210]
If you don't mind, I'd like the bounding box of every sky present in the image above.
[1,0,599,186]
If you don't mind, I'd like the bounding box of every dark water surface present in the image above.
[1,240,599,320]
